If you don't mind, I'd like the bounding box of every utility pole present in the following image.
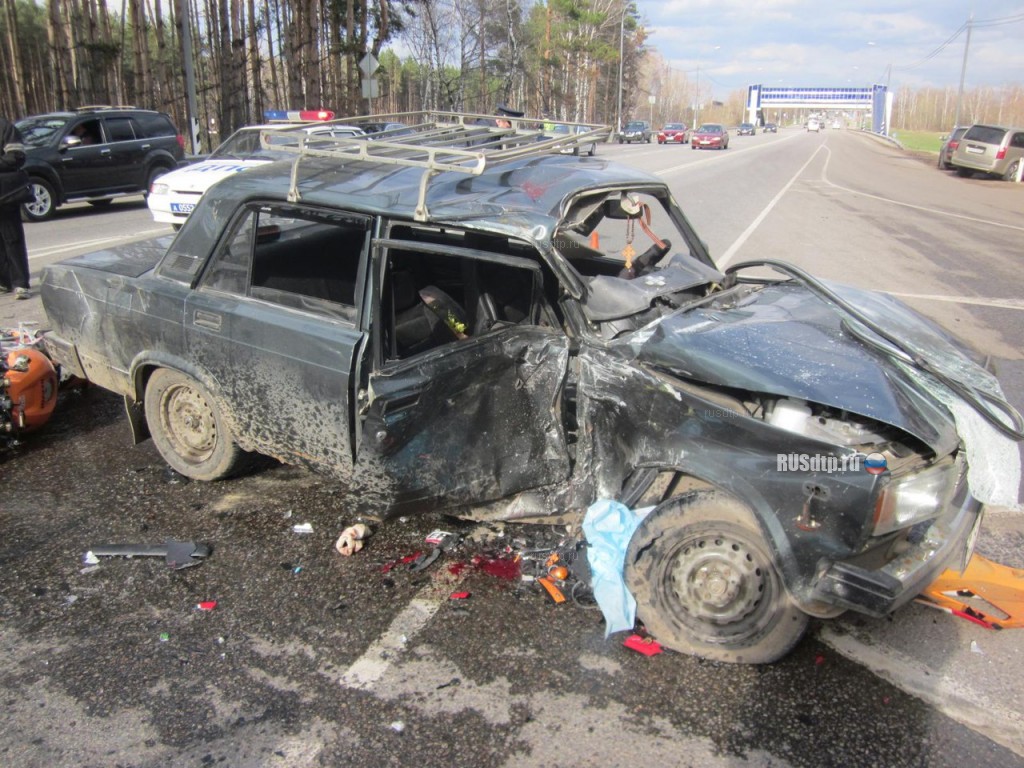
[179,0,201,155]
[616,5,625,137]
[952,5,974,130]
[693,66,700,130]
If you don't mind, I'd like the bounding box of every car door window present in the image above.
[378,227,557,361]
[103,117,137,142]
[201,204,368,322]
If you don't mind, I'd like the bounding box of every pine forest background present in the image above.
[1,0,1022,153]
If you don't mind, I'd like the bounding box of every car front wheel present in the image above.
[625,490,809,664]
[21,177,57,222]
[144,368,246,481]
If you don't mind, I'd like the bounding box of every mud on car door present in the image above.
[355,231,572,514]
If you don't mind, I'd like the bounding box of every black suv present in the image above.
[15,107,185,222]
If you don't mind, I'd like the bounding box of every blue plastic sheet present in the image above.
[583,499,651,637]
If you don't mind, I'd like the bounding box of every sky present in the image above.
[642,1,1024,93]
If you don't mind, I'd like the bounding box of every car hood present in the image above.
[627,282,972,454]
[161,159,273,192]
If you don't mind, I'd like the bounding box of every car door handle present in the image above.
[381,392,420,416]
[100,148,111,155]
[192,310,222,331]
[141,143,151,149]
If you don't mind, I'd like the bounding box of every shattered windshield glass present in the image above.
[554,189,723,335]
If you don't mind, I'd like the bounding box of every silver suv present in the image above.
[950,124,1024,181]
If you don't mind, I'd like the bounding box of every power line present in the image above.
[973,12,1024,28]
[893,22,967,71]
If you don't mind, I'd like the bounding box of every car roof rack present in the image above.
[260,110,610,221]
[74,105,139,112]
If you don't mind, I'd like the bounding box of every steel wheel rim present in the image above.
[160,381,217,464]
[657,527,777,644]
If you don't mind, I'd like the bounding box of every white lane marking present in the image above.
[716,146,827,269]
[654,131,805,177]
[28,228,169,260]
[339,596,442,689]
[819,149,1024,234]
[819,626,1024,757]
[886,292,1024,310]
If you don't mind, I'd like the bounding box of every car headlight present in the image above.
[872,460,956,536]
[150,182,170,195]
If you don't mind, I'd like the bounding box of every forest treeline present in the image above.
[1,0,1021,153]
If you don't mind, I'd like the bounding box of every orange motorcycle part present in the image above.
[4,347,58,432]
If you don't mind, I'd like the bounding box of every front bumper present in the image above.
[147,193,198,225]
[811,476,983,616]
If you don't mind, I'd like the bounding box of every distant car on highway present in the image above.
[806,118,821,133]
[690,124,729,150]
[938,127,968,170]
[737,123,756,136]
[657,123,687,144]
[147,122,365,228]
[619,120,653,144]
[763,122,778,133]
[545,123,597,156]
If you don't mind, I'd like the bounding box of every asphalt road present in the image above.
[2,128,1023,767]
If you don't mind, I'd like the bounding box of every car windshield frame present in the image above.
[663,124,684,131]
[695,124,723,134]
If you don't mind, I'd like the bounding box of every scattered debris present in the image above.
[623,634,663,656]
[85,540,211,570]
[389,721,405,733]
[537,576,567,604]
[408,548,441,573]
[291,522,314,534]
[919,553,1023,629]
[159,633,170,642]
[335,523,370,555]
[970,640,984,655]
[196,601,217,611]
[82,551,100,566]
[449,591,471,600]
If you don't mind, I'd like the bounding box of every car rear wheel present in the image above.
[144,368,246,481]
[625,490,809,664]
[1002,160,1021,181]
[955,167,972,177]
[21,177,56,222]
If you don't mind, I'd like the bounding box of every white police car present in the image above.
[147,111,365,228]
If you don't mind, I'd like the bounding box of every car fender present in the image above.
[127,351,241,444]
[21,160,65,202]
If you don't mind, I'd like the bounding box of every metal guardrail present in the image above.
[260,110,611,221]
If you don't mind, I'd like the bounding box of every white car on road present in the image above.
[806,118,821,133]
[147,123,365,227]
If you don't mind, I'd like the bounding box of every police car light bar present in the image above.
[263,110,335,122]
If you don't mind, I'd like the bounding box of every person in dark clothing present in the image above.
[0,117,31,299]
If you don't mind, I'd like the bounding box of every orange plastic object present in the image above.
[919,554,1024,629]
[548,565,569,581]
[537,577,567,604]
[4,347,58,432]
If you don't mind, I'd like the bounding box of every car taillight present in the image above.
[176,134,185,149]
[949,140,959,150]
[996,147,1007,160]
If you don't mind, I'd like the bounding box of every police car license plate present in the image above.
[170,202,196,214]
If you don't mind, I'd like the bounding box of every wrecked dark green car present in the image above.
[40,113,1022,663]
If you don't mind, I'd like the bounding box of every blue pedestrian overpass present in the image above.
[746,84,890,134]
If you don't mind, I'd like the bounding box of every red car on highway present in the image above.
[691,123,729,150]
[657,123,687,144]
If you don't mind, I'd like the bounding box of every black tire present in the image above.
[1002,160,1021,182]
[88,199,113,208]
[618,138,624,144]
[144,368,245,481]
[625,490,809,664]
[171,223,183,232]
[572,146,580,156]
[691,144,696,150]
[588,143,596,157]
[21,177,56,222]
[955,167,972,178]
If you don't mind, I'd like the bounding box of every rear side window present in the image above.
[104,117,138,142]
[1012,133,1024,149]
[963,125,1008,145]
[135,113,178,138]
